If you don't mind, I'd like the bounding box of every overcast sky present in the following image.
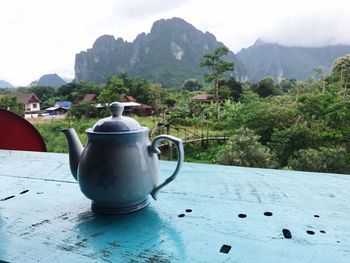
[1,0,350,86]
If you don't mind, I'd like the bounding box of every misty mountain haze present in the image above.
[75,17,350,86]
[236,39,350,82]
[0,80,14,88]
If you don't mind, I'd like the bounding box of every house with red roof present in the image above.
[119,94,137,103]
[119,94,154,116]
[16,93,41,114]
[81,94,98,104]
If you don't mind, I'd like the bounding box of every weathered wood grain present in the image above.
[0,150,349,262]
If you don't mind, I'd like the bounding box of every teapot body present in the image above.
[78,128,159,214]
[61,102,184,214]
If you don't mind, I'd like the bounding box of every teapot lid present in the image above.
[92,102,142,132]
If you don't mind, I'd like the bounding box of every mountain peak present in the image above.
[0,80,14,88]
[154,17,191,26]
[253,38,278,47]
[237,41,350,82]
[75,17,245,87]
[254,38,266,46]
[33,74,67,87]
[93,35,117,48]
[150,17,197,35]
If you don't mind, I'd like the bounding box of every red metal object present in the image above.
[0,109,47,152]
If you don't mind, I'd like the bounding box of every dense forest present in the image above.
[1,52,350,174]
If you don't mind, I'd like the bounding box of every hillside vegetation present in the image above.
[1,50,350,174]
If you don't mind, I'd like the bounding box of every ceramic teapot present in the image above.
[61,102,184,214]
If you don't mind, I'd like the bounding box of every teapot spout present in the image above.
[61,128,84,180]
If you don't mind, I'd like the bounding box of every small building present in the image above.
[119,94,137,103]
[118,94,154,116]
[192,94,224,103]
[138,103,154,116]
[45,106,69,116]
[44,101,71,116]
[81,94,98,104]
[192,94,214,103]
[16,93,41,117]
[44,100,71,116]
[54,101,72,110]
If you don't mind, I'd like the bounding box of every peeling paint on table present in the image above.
[0,150,349,262]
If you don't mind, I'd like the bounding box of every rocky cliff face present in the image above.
[237,40,350,82]
[75,17,246,87]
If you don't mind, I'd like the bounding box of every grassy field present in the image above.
[32,116,155,153]
[32,116,228,164]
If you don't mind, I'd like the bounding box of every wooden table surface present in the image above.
[0,150,349,262]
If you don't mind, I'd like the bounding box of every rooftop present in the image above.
[81,93,98,102]
[16,93,41,104]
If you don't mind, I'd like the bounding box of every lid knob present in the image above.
[110,102,124,118]
[91,101,142,132]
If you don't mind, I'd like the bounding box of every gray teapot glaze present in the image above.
[61,102,184,214]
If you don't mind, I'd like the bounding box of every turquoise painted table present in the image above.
[0,150,349,262]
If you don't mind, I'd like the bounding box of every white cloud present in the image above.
[112,0,190,20]
[262,7,350,47]
[0,0,350,86]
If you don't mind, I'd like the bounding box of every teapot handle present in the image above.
[149,135,184,200]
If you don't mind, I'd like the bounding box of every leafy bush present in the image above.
[70,104,98,119]
[233,96,297,143]
[0,97,23,115]
[217,127,276,168]
[288,147,350,174]
[331,54,350,73]
[182,79,203,91]
[269,123,319,166]
[184,143,223,163]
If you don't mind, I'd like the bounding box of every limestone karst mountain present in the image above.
[33,74,67,87]
[237,39,350,82]
[75,17,246,88]
[75,17,350,86]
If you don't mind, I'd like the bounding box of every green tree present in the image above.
[332,54,350,89]
[164,97,176,108]
[218,85,231,98]
[56,81,99,103]
[128,78,151,104]
[0,96,24,115]
[269,123,319,167]
[234,95,297,144]
[332,54,350,73]
[219,77,243,101]
[69,104,98,119]
[56,82,78,101]
[148,84,165,118]
[182,79,203,91]
[98,76,128,104]
[217,127,276,168]
[201,46,234,121]
[252,77,282,97]
[280,79,297,92]
[218,99,243,129]
[288,147,350,174]
[167,90,194,125]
